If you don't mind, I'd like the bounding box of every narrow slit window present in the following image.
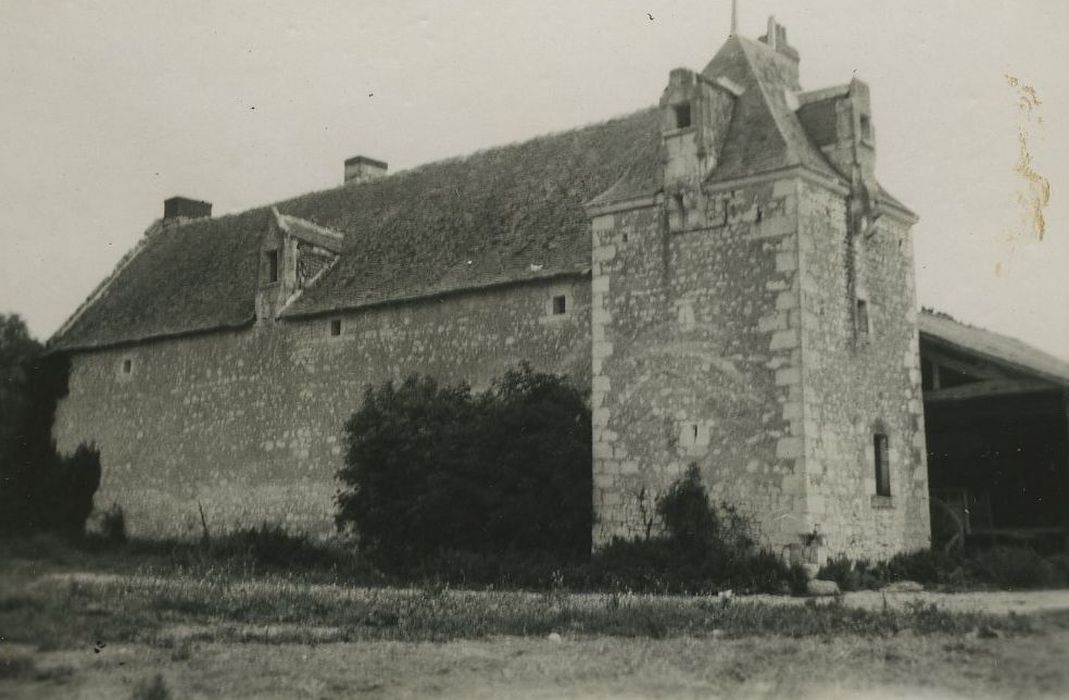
[860,114,873,142]
[330,319,342,337]
[266,250,279,284]
[673,103,692,129]
[856,298,870,336]
[552,295,567,315]
[873,433,891,497]
[674,193,687,229]
[122,358,132,374]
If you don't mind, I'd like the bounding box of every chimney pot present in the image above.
[163,196,212,222]
[344,155,388,185]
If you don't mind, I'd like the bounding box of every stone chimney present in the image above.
[756,16,801,88]
[344,156,388,185]
[163,196,212,223]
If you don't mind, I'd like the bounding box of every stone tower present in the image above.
[586,19,930,564]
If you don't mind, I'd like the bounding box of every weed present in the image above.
[132,673,171,700]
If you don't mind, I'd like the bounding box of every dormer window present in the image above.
[266,250,279,284]
[673,103,692,129]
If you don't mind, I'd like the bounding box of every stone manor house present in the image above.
[50,20,1069,562]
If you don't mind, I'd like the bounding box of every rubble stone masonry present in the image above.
[591,174,929,563]
[53,278,591,537]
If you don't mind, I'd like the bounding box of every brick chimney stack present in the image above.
[344,156,388,185]
[163,196,212,222]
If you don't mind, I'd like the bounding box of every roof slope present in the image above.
[51,33,916,352]
[919,311,1069,386]
[278,108,661,317]
[52,211,266,350]
[701,36,842,184]
[51,108,661,350]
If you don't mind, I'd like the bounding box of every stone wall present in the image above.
[53,277,591,538]
[591,174,929,562]
[591,177,809,551]
[797,179,930,560]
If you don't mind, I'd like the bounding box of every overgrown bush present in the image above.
[966,546,1059,589]
[335,364,591,569]
[100,504,127,545]
[0,313,101,539]
[585,464,806,595]
[817,545,1069,591]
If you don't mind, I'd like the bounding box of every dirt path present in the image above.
[7,626,1069,700]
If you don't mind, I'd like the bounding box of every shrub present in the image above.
[0,316,100,539]
[131,673,171,700]
[335,364,591,570]
[100,504,127,545]
[817,555,886,591]
[966,547,1057,589]
[656,463,718,553]
[582,467,804,595]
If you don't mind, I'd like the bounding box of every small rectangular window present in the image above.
[330,319,342,336]
[266,250,279,284]
[122,358,132,374]
[873,433,890,497]
[552,295,567,315]
[674,103,692,129]
[856,298,870,336]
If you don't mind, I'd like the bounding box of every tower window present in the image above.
[552,295,567,315]
[122,358,132,374]
[855,298,870,336]
[673,193,687,230]
[673,103,692,129]
[266,250,279,284]
[873,433,891,497]
[330,319,342,336]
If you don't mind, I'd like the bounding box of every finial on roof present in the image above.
[730,0,738,35]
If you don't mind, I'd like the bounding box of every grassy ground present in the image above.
[2,538,1069,699]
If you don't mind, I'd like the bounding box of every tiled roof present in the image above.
[919,311,1069,386]
[51,33,916,351]
[51,108,662,350]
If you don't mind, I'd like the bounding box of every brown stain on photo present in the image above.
[1006,75,1052,242]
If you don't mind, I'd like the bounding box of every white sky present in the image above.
[1,1,1066,359]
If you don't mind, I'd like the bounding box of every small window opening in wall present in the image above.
[860,114,873,142]
[552,295,567,315]
[691,424,699,442]
[266,250,279,283]
[673,103,692,129]
[622,232,629,243]
[673,193,687,229]
[122,358,132,374]
[855,298,870,336]
[873,433,891,497]
[755,206,763,223]
[330,319,342,337]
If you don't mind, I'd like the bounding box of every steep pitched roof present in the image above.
[51,212,266,351]
[51,33,916,352]
[700,36,842,184]
[919,311,1069,386]
[50,108,661,350]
